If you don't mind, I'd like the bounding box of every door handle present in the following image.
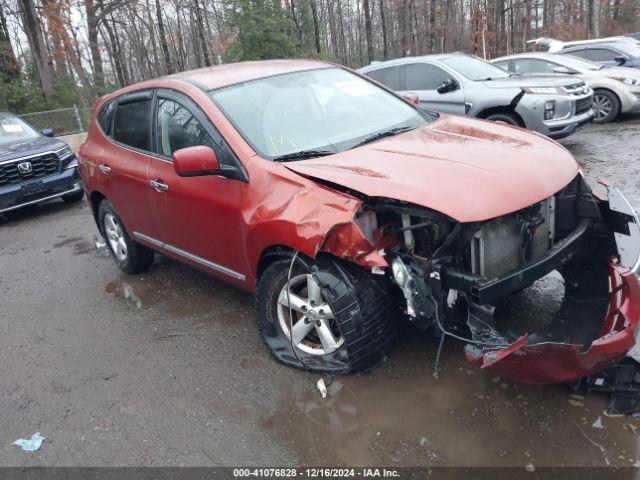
[149,179,169,192]
[98,164,111,173]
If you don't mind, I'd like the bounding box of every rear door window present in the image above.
[113,99,151,151]
[366,66,403,90]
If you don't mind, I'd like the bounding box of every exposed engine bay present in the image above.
[351,173,640,385]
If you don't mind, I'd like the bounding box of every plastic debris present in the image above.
[568,399,584,407]
[592,416,604,429]
[525,462,535,472]
[13,432,45,452]
[317,378,327,399]
[623,423,638,434]
[93,234,110,256]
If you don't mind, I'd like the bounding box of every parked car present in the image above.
[0,112,83,214]
[358,53,593,139]
[529,36,640,69]
[79,60,639,385]
[493,53,640,123]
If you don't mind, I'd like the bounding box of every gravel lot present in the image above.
[1,116,639,468]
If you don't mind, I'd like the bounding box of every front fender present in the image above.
[244,174,386,286]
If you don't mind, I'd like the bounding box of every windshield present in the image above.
[617,43,640,57]
[0,115,40,146]
[440,55,511,81]
[561,54,605,70]
[210,67,432,160]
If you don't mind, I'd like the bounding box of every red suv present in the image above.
[79,60,640,384]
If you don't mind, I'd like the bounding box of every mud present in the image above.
[0,116,639,467]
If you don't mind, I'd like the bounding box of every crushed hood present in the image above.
[284,115,579,223]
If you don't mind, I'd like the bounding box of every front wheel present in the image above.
[485,112,521,126]
[98,199,155,274]
[256,255,396,373]
[592,89,620,123]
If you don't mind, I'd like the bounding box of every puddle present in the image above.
[262,325,640,467]
[105,281,144,309]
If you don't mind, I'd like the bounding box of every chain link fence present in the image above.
[18,105,93,137]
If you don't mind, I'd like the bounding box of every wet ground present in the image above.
[0,116,639,468]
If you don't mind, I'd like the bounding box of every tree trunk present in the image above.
[363,0,374,62]
[588,0,600,38]
[0,3,20,80]
[309,0,322,54]
[193,0,211,66]
[379,0,388,59]
[19,0,54,102]
[85,0,104,89]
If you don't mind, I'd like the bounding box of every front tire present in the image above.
[485,112,521,126]
[256,254,396,373]
[592,89,620,123]
[98,199,154,274]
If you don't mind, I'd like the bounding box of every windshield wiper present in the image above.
[352,126,415,149]
[272,149,334,162]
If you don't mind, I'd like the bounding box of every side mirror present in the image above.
[402,92,420,106]
[173,146,220,177]
[437,79,458,94]
[614,55,628,65]
[41,128,54,137]
[552,66,573,74]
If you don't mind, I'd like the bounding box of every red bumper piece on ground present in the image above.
[465,260,640,385]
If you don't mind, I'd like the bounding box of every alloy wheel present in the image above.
[593,94,612,121]
[104,213,128,262]
[277,273,344,355]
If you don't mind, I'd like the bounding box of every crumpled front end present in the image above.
[362,173,640,385]
[457,179,640,384]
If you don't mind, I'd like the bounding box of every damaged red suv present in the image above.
[79,60,640,384]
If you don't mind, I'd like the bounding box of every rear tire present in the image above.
[592,89,620,123]
[485,112,521,126]
[98,199,154,274]
[256,254,396,373]
[62,189,84,204]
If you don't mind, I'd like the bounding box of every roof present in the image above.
[358,53,462,71]
[166,59,332,90]
[493,52,560,61]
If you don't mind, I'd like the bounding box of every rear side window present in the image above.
[404,63,451,90]
[562,48,590,60]
[113,99,151,150]
[97,101,115,135]
[366,66,403,90]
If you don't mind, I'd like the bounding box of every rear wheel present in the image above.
[256,254,396,373]
[98,200,154,274]
[592,89,620,123]
[485,112,521,126]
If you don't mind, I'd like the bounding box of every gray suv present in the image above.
[358,53,594,139]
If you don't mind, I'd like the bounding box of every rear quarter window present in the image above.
[112,99,151,151]
[97,101,115,135]
[365,66,403,90]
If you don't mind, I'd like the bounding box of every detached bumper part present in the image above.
[464,184,640,385]
[465,260,640,384]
